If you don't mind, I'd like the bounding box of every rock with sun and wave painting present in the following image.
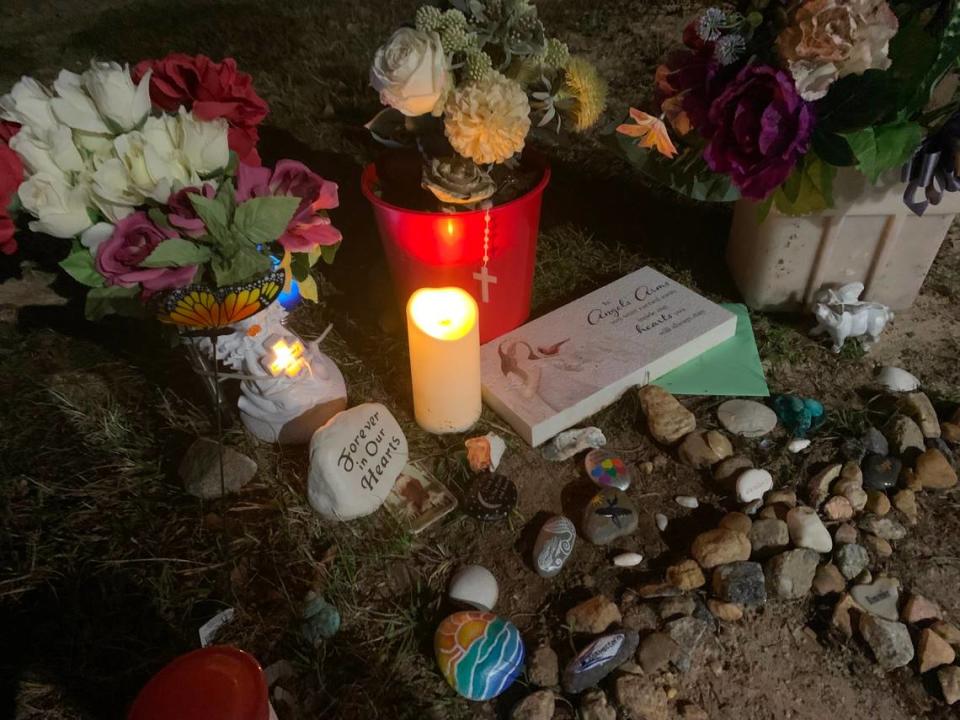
[434,611,525,701]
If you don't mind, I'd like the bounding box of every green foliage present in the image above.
[232,196,300,246]
[210,235,272,286]
[60,242,104,288]
[769,153,836,216]
[840,122,923,184]
[140,238,212,268]
[816,70,902,134]
[188,190,230,238]
[614,131,740,203]
[84,285,140,321]
[906,2,960,114]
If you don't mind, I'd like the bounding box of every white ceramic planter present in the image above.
[727,169,960,311]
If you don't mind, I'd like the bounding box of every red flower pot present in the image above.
[128,646,272,720]
[362,160,550,343]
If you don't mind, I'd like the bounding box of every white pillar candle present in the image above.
[407,287,482,434]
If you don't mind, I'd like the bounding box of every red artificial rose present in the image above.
[0,142,23,255]
[0,121,20,144]
[228,125,261,166]
[133,53,268,133]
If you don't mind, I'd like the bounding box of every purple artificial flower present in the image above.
[703,64,814,200]
[166,183,216,238]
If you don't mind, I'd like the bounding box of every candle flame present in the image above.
[408,287,477,341]
[268,338,306,377]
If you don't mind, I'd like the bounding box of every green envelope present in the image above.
[655,303,769,397]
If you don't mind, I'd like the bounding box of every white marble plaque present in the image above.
[481,267,736,446]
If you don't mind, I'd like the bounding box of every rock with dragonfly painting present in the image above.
[582,488,638,545]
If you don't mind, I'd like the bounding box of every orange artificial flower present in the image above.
[660,95,692,136]
[616,108,678,159]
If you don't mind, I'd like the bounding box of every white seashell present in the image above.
[675,495,699,509]
[613,552,644,568]
[655,513,668,532]
[787,438,811,453]
[876,366,920,393]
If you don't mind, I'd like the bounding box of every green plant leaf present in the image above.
[211,242,272,286]
[816,70,901,133]
[772,153,836,216]
[812,129,856,167]
[233,196,300,246]
[189,191,230,238]
[140,238,212,268]
[320,243,339,265]
[84,285,141,321]
[841,122,923,184]
[299,274,318,303]
[59,242,104,288]
[290,251,311,282]
[613,132,740,203]
[907,4,960,113]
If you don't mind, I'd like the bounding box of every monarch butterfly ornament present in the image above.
[156,268,285,337]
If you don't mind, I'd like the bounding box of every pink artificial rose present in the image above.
[166,183,215,238]
[133,53,268,165]
[96,212,196,295]
[235,159,341,252]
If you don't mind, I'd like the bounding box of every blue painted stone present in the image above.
[562,630,639,693]
[772,395,825,438]
[435,611,525,701]
[301,594,340,644]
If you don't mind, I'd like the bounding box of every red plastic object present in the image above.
[362,160,550,344]
[128,646,270,720]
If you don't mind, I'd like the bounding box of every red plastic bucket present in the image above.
[362,160,550,343]
[128,646,271,720]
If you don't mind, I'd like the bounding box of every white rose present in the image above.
[0,76,58,132]
[176,107,229,176]
[82,61,152,132]
[74,130,115,159]
[80,221,115,253]
[370,28,449,117]
[114,116,195,202]
[89,156,142,222]
[9,124,84,180]
[18,172,93,238]
[51,70,111,135]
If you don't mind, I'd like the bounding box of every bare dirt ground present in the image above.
[1,1,959,719]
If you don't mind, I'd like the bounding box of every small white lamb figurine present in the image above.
[810,282,894,353]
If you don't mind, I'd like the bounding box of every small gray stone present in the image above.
[859,615,914,670]
[834,543,869,580]
[863,427,889,457]
[712,561,767,607]
[658,596,696,621]
[885,415,925,458]
[511,690,555,720]
[582,488,638,545]
[637,632,682,673]
[859,516,907,541]
[562,630,640,694]
[765,549,820,600]
[533,515,576,578]
[180,438,257,499]
[750,518,790,560]
[851,577,900,620]
[841,437,867,463]
[665,616,711,672]
[861,455,902,491]
[528,644,559,687]
[718,399,778,438]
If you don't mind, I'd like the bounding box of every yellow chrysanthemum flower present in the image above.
[561,56,607,132]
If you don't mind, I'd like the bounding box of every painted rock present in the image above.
[771,395,825,438]
[582,488,638,545]
[562,630,640,694]
[862,454,902,491]
[851,578,900,621]
[449,565,499,611]
[463,472,517,521]
[584,449,632,490]
[308,403,408,521]
[435,611,524,701]
[533,515,576,578]
[717,399,778,438]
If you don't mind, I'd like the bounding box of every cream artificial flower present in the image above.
[89,156,142,222]
[777,0,899,101]
[0,76,58,132]
[51,70,111,134]
[370,27,450,117]
[82,61,152,132]
[114,115,195,203]
[9,123,85,180]
[176,107,229,176]
[444,72,531,165]
[18,172,93,238]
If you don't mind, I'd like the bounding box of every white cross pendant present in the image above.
[473,265,498,303]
